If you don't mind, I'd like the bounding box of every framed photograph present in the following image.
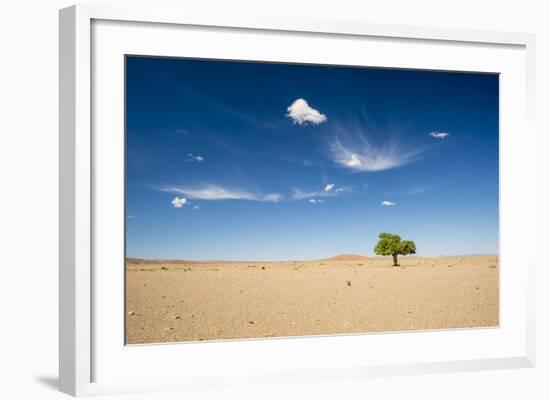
[59,4,536,396]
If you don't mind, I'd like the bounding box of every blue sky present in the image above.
[126,56,499,260]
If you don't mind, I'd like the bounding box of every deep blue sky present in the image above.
[126,56,499,260]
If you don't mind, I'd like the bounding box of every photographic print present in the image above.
[125,56,499,344]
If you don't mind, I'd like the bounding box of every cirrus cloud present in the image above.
[286,98,327,125]
[162,185,282,203]
[292,186,350,200]
[331,134,424,172]
[381,200,397,206]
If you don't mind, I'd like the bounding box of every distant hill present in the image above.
[317,254,369,262]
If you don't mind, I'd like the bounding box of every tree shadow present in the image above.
[35,376,58,391]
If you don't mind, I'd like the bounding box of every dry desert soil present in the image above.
[125,254,499,344]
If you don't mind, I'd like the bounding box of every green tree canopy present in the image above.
[374,233,416,266]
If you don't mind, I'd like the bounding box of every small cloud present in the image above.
[171,196,188,208]
[335,188,345,193]
[429,131,450,139]
[309,198,325,204]
[186,153,204,162]
[324,183,335,192]
[381,200,397,206]
[176,129,189,135]
[286,98,327,125]
[193,205,200,210]
[127,215,135,219]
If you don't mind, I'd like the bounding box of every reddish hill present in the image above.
[317,254,369,262]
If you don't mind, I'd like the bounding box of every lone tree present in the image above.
[374,232,416,266]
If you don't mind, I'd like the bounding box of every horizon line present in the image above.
[126,253,499,264]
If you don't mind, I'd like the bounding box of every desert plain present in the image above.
[125,254,499,344]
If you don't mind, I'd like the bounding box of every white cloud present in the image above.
[429,131,450,139]
[309,198,325,204]
[193,205,200,210]
[171,196,188,208]
[331,135,423,172]
[286,98,327,125]
[186,153,204,162]
[163,185,282,202]
[292,186,351,200]
[262,193,284,202]
[127,215,135,219]
[381,200,397,206]
[292,189,330,200]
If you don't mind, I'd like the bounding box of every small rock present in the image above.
[248,321,255,324]
[128,311,135,315]
[346,280,352,286]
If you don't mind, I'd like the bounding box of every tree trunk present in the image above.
[392,254,399,266]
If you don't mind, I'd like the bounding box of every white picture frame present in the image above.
[59,4,536,397]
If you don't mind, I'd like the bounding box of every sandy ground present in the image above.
[125,255,499,344]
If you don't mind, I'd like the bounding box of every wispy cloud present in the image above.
[186,153,204,162]
[162,185,282,202]
[381,200,397,206]
[429,131,450,139]
[193,205,200,210]
[286,98,327,125]
[309,198,325,204]
[292,189,326,200]
[324,183,335,192]
[292,186,350,200]
[330,132,424,172]
[171,196,188,208]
